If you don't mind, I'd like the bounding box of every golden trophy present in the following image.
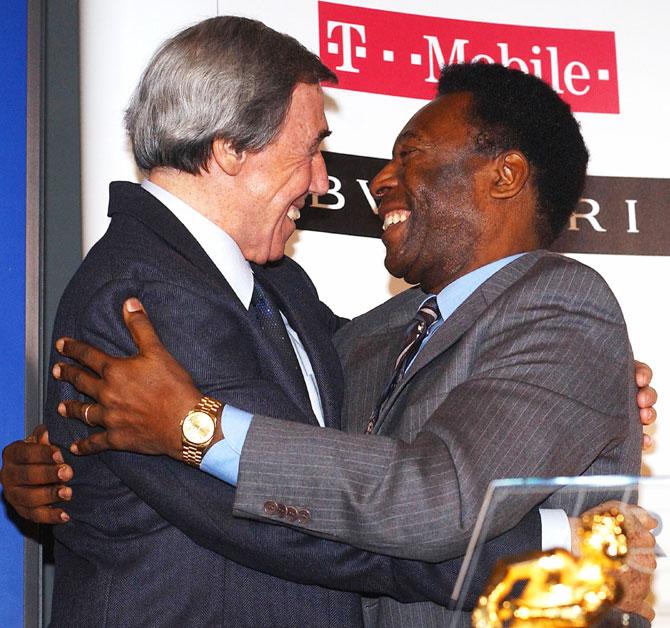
[472,508,628,627]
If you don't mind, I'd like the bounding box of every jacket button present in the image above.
[263,500,278,515]
[277,503,288,518]
[297,508,311,524]
[286,506,299,521]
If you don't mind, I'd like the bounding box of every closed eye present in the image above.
[398,148,418,161]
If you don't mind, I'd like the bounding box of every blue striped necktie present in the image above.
[365,297,440,434]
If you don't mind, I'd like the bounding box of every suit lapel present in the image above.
[373,291,489,433]
[252,264,327,426]
[108,182,234,297]
[374,250,547,433]
[403,290,488,381]
[292,309,343,429]
[346,328,406,434]
[338,288,428,433]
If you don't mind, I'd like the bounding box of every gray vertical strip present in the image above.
[43,0,82,365]
[39,1,83,623]
[25,0,44,626]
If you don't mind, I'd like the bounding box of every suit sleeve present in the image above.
[46,277,540,606]
[233,263,638,561]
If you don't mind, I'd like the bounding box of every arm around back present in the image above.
[232,254,640,561]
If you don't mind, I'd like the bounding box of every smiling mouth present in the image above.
[382,209,411,231]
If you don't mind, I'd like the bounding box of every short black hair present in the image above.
[438,63,588,245]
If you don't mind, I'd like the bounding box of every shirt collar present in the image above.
[141,179,254,308]
[432,253,527,322]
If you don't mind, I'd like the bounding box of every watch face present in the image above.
[183,411,215,445]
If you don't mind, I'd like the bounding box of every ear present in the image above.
[211,138,247,176]
[489,151,530,200]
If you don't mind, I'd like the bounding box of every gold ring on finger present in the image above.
[83,403,94,426]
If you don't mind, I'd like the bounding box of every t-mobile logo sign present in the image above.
[319,2,619,113]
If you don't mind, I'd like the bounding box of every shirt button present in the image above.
[277,503,288,518]
[286,506,299,521]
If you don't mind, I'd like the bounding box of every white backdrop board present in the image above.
[79,0,669,619]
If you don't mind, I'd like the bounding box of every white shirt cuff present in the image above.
[539,508,572,551]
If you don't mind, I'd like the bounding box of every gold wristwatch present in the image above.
[180,396,223,467]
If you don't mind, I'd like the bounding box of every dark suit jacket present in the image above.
[45,182,540,627]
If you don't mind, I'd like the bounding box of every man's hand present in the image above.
[570,501,657,622]
[54,298,202,459]
[0,425,71,524]
[634,360,657,450]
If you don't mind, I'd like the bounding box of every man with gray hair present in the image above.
[15,15,560,627]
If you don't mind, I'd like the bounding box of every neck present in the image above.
[423,231,540,295]
[148,168,226,226]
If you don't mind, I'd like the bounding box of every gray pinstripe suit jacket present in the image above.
[235,250,643,626]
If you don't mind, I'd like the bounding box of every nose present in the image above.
[370,160,396,199]
[309,151,329,196]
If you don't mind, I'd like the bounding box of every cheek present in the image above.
[273,170,311,213]
[292,166,313,195]
[417,165,474,228]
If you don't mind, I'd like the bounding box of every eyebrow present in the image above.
[396,130,421,143]
[310,128,332,151]
[392,129,429,154]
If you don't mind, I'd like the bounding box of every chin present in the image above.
[267,243,289,263]
[384,256,408,282]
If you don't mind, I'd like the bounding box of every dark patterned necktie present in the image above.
[250,280,311,406]
[365,297,440,434]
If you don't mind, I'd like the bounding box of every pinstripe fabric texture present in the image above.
[366,296,440,434]
[235,250,643,627]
